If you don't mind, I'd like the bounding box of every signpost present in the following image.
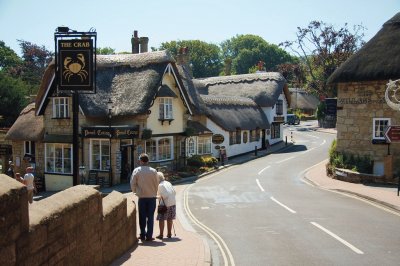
[384,126,400,143]
[55,27,97,186]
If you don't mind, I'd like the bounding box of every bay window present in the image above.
[198,136,211,154]
[145,137,174,161]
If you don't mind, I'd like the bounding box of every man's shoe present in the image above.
[139,236,145,241]
[145,237,155,241]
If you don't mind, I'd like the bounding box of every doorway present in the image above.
[120,140,134,183]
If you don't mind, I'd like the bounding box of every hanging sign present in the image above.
[58,39,94,91]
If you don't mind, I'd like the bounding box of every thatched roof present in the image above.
[195,72,290,107]
[176,65,208,115]
[187,120,213,135]
[36,51,185,117]
[328,12,400,84]
[5,103,44,141]
[289,88,319,110]
[201,95,270,131]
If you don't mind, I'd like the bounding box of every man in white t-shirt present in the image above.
[23,167,36,204]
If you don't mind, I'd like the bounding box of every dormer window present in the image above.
[159,98,173,124]
[275,99,283,115]
[53,97,69,118]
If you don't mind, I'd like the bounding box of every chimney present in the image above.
[131,30,140,54]
[257,60,265,72]
[139,37,149,53]
[176,47,193,77]
[224,58,232,76]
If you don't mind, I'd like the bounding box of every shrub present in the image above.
[328,140,373,174]
[187,155,218,167]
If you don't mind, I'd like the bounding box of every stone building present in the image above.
[328,12,400,177]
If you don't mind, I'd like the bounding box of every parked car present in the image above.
[286,114,300,125]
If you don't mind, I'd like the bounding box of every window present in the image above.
[198,137,211,154]
[90,139,110,171]
[229,129,242,145]
[188,138,195,155]
[271,123,280,139]
[53,97,69,118]
[24,141,35,156]
[243,131,248,143]
[275,99,283,115]
[145,137,174,161]
[250,129,260,142]
[159,98,173,119]
[45,143,72,174]
[373,118,390,139]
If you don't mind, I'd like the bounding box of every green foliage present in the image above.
[0,72,29,126]
[158,40,222,78]
[141,128,152,140]
[97,47,115,55]
[328,140,373,173]
[0,40,23,73]
[187,155,218,168]
[221,34,296,74]
[316,101,326,120]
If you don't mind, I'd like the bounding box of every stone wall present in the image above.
[336,81,400,176]
[0,174,137,266]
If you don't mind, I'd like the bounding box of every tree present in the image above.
[280,21,365,97]
[157,40,222,78]
[221,34,296,75]
[17,40,53,95]
[0,71,29,126]
[0,41,23,74]
[97,47,115,55]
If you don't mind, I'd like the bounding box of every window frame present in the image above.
[45,143,73,174]
[145,136,174,162]
[198,136,212,155]
[24,141,35,156]
[372,118,391,140]
[89,139,110,171]
[159,97,173,120]
[271,123,281,139]
[275,99,283,116]
[52,97,70,118]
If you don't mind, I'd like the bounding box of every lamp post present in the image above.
[107,98,113,187]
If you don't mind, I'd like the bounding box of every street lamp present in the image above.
[107,98,113,187]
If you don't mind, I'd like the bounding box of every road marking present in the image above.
[302,147,316,154]
[276,157,294,164]
[270,196,297,214]
[258,165,270,175]
[311,222,364,254]
[184,185,236,266]
[256,179,265,192]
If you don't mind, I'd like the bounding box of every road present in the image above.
[182,122,400,266]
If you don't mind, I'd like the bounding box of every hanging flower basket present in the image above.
[141,128,152,140]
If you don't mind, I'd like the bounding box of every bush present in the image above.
[187,155,218,167]
[328,140,373,174]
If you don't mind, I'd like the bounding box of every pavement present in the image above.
[35,125,400,265]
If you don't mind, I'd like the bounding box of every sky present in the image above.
[0,0,399,56]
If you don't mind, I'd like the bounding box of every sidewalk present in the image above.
[108,141,291,266]
[304,159,400,213]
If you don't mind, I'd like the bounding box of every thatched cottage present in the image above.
[6,41,289,191]
[327,12,400,177]
[289,88,319,116]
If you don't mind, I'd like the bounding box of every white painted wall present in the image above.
[206,119,263,158]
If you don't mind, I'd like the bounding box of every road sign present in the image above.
[384,126,400,143]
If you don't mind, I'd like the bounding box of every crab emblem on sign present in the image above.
[63,53,88,82]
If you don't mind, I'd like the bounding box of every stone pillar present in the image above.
[384,154,393,179]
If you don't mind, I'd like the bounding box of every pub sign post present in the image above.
[54,27,97,186]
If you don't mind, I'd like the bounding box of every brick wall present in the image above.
[0,174,137,266]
